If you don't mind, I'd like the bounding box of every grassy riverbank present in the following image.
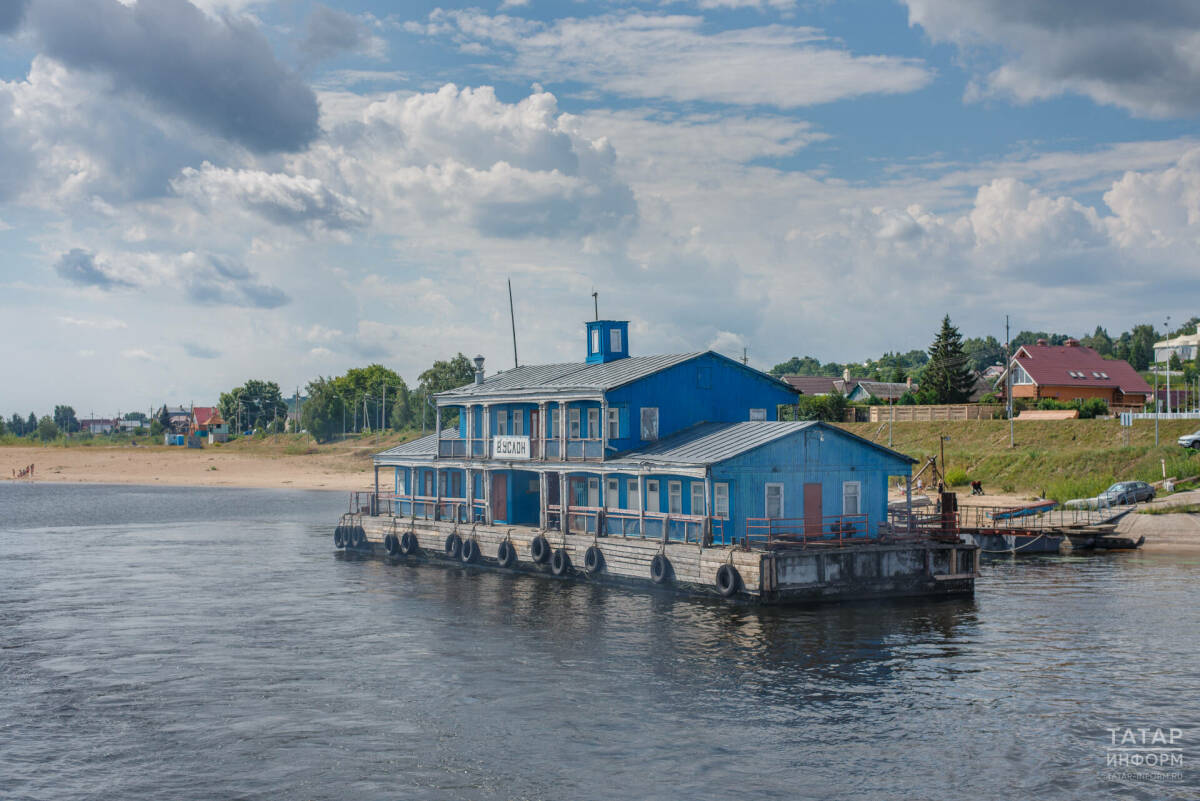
[839,418,1200,502]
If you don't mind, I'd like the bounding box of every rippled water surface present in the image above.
[2,482,1198,800]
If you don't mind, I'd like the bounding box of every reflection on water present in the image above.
[1,483,1196,800]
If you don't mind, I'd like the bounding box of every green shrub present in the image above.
[944,467,969,486]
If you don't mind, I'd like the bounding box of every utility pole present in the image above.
[1155,360,1160,447]
[592,289,599,321]
[508,277,519,369]
[1006,315,1014,448]
[742,347,748,366]
[1165,316,1172,416]
[381,381,386,432]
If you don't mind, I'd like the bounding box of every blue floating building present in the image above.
[352,319,977,602]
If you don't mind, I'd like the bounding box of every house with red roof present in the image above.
[1001,339,1151,413]
[191,406,228,439]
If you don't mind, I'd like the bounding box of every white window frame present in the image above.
[587,407,600,439]
[640,407,659,441]
[842,481,861,516]
[749,408,767,421]
[496,410,509,436]
[512,409,524,436]
[690,482,706,516]
[765,482,784,519]
[606,406,620,439]
[668,480,682,514]
[606,477,620,510]
[611,328,622,352]
[396,470,406,495]
[591,328,600,353]
[627,478,640,511]
[568,407,581,439]
[1013,365,1034,385]
[587,477,600,507]
[646,479,660,512]
[714,483,729,519]
[549,408,559,438]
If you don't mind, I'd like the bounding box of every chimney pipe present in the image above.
[843,368,850,383]
[473,354,485,385]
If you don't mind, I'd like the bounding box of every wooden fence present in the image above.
[867,404,1002,423]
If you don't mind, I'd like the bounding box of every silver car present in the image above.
[1179,429,1200,449]
[1099,481,1156,505]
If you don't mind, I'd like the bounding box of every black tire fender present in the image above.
[583,546,604,574]
[352,526,366,548]
[444,533,462,559]
[384,533,399,555]
[333,526,345,548]
[650,553,672,585]
[496,540,517,568]
[530,535,551,564]
[399,531,418,556]
[461,538,480,564]
[550,548,572,577]
[715,563,741,598]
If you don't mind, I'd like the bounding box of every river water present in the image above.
[1,482,1196,800]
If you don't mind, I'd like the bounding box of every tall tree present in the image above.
[332,364,408,432]
[1080,325,1114,357]
[157,405,171,432]
[9,413,25,436]
[923,315,976,403]
[962,335,1005,372]
[418,354,475,394]
[301,377,346,443]
[53,405,79,434]
[124,411,147,422]
[219,380,288,432]
[418,354,475,429]
[36,415,59,441]
[1127,324,1157,370]
[26,412,36,434]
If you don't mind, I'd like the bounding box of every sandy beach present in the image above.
[1,444,375,492]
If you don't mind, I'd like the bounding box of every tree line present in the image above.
[771,316,1196,386]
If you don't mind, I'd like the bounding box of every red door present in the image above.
[804,483,822,537]
[491,473,508,522]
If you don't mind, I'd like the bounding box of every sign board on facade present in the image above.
[493,435,531,460]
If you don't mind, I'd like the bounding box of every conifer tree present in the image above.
[924,315,975,403]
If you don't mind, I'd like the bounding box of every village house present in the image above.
[1000,338,1151,413]
[1154,332,1200,363]
[373,320,916,545]
[190,406,228,441]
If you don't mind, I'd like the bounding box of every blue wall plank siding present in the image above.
[712,426,911,543]
[605,353,797,452]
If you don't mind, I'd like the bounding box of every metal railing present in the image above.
[744,514,870,550]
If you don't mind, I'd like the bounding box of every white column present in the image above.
[638,473,646,535]
[560,471,569,534]
[465,467,473,522]
[704,472,713,545]
[434,465,441,520]
[539,401,547,460]
[539,471,548,530]
[466,406,474,456]
[483,469,491,524]
[483,403,491,458]
[560,402,568,461]
[600,400,609,456]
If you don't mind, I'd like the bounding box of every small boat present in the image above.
[987,500,1058,521]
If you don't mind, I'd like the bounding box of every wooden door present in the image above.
[491,472,508,522]
[530,408,540,457]
[804,483,822,537]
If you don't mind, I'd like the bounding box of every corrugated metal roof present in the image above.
[617,421,818,465]
[438,353,705,398]
[374,428,458,459]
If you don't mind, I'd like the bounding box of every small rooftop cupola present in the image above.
[585,320,630,364]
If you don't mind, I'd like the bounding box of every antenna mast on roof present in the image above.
[742,347,748,365]
[592,289,598,321]
[508,277,519,369]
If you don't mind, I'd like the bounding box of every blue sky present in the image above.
[2,0,1200,413]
